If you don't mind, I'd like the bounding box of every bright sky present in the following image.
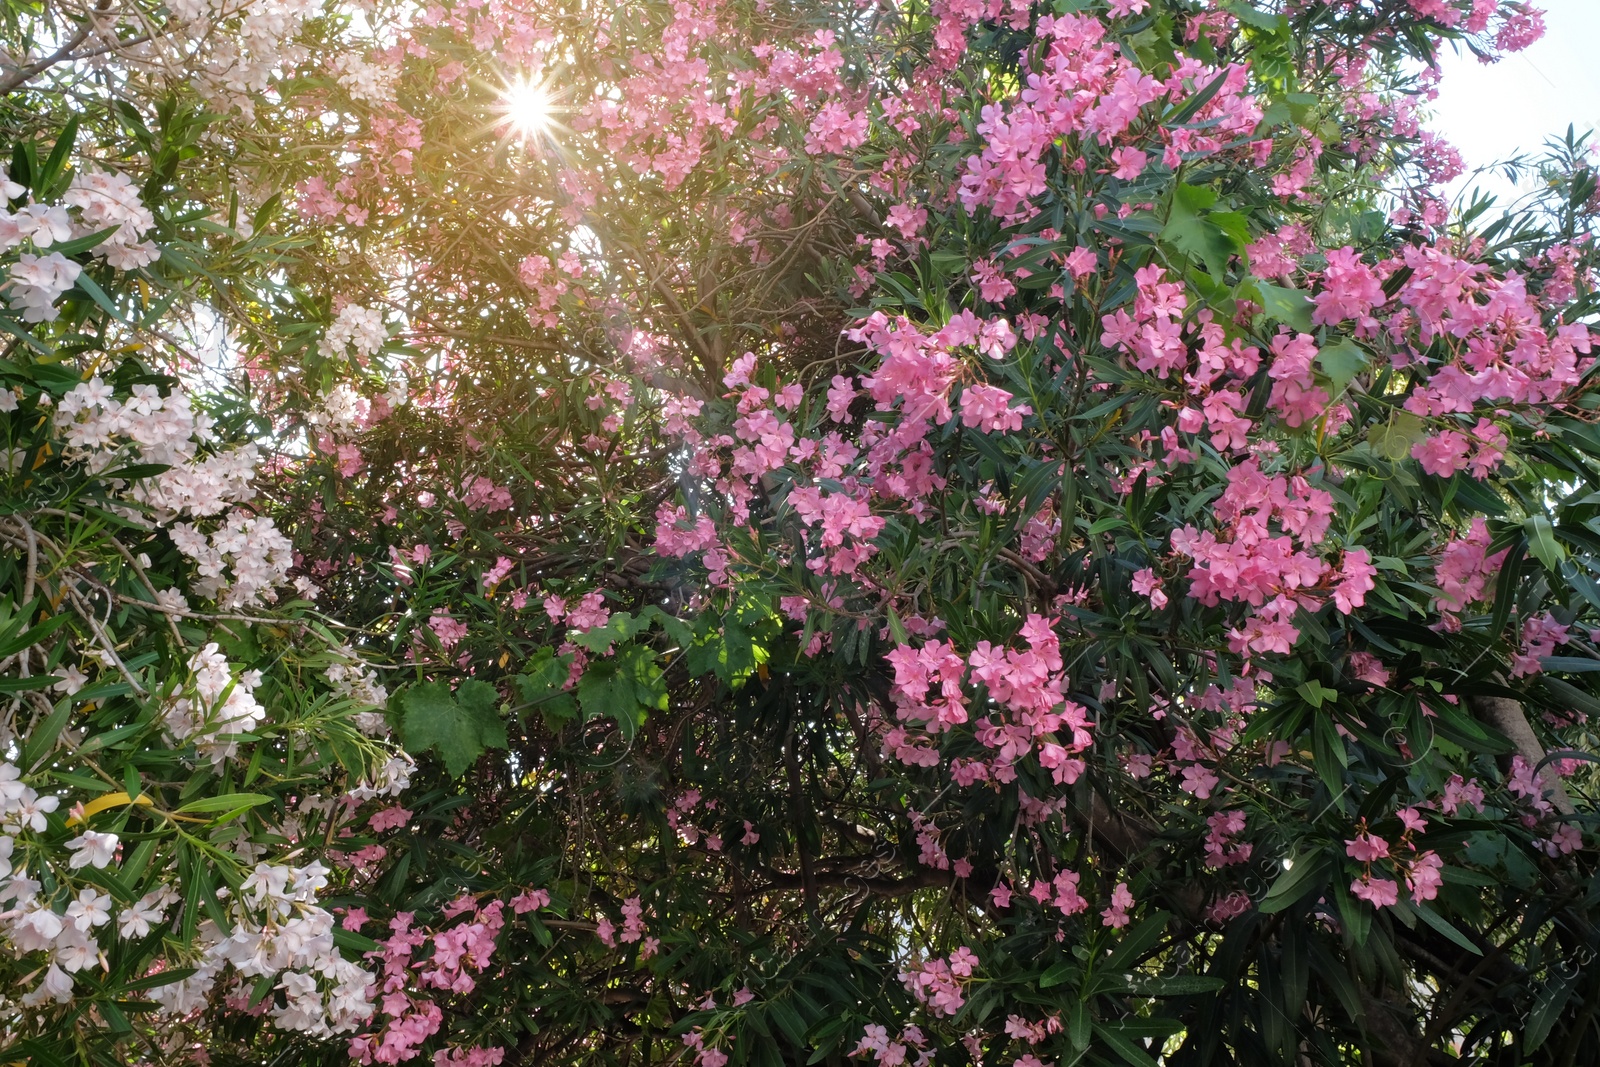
[1428,0,1600,203]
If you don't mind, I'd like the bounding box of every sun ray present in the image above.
[497,75,553,139]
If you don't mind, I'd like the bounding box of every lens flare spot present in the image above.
[500,77,551,138]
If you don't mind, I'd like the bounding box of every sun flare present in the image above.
[499,76,553,138]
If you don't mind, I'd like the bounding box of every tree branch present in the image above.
[0,0,115,95]
[1469,693,1576,815]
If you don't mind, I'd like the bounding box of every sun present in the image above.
[498,76,553,139]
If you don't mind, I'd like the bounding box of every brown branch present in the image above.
[416,326,565,353]
[1469,693,1576,815]
[749,862,946,898]
[1361,990,1456,1067]
[785,728,819,921]
[1413,929,1521,1065]
[0,0,115,95]
[819,164,882,231]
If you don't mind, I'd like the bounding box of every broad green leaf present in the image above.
[1315,338,1368,392]
[1254,281,1314,332]
[577,645,665,741]
[1363,404,1427,460]
[517,647,579,723]
[1161,183,1237,281]
[401,679,508,777]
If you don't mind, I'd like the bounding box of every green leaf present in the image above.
[1297,680,1335,709]
[333,927,382,954]
[1315,338,1368,392]
[74,271,128,322]
[48,224,121,258]
[1367,411,1427,462]
[0,609,72,659]
[100,462,172,482]
[1161,183,1237,281]
[516,647,579,723]
[1412,904,1482,958]
[1525,515,1566,571]
[1538,656,1600,673]
[1067,1001,1090,1052]
[124,966,196,992]
[687,619,758,682]
[1123,974,1226,996]
[568,610,643,652]
[175,793,274,815]
[1254,281,1314,332]
[1102,911,1172,971]
[1093,1021,1162,1067]
[0,674,58,693]
[1525,973,1576,1053]
[1430,700,1514,755]
[1333,881,1372,952]
[1259,853,1330,914]
[401,680,508,777]
[1039,961,1078,988]
[1014,457,1061,515]
[1166,69,1231,126]
[22,697,74,771]
[36,116,78,196]
[577,645,666,741]
[1224,0,1284,30]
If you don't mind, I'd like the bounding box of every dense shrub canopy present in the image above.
[1,1,1599,1065]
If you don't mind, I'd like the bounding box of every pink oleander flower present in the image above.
[429,613,468,650]
[1348,651,1391,687]
[1412,431,1471,477]
[511,888,550,914]
[1350,875,1400,908]
[1405,851,1444,902]
[1100,882,1134,928]
[369,805,412,833]
[1109,146,1147,179]
[1179,763,1220,799]
[1333,547,1378,613]
[1345,828,1390,863]
[959,383,1030,432]
[1131,567,1168,609]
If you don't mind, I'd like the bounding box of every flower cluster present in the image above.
[958,15,1262,224]
[0,167,158,322]
[63,169,159,269]
[326,648,393,735]
[899,947,979,1017]
[1345,810,1443,908]
[153,861,376,1038]
[55,377,293,608]
[850,1023,933,1067]
[349,888,549,1064]
[168,511,295,609]
[1171,458,1375,657]
[883,615,1092,785]
[320,303,390,362]
[162,642,268,763]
